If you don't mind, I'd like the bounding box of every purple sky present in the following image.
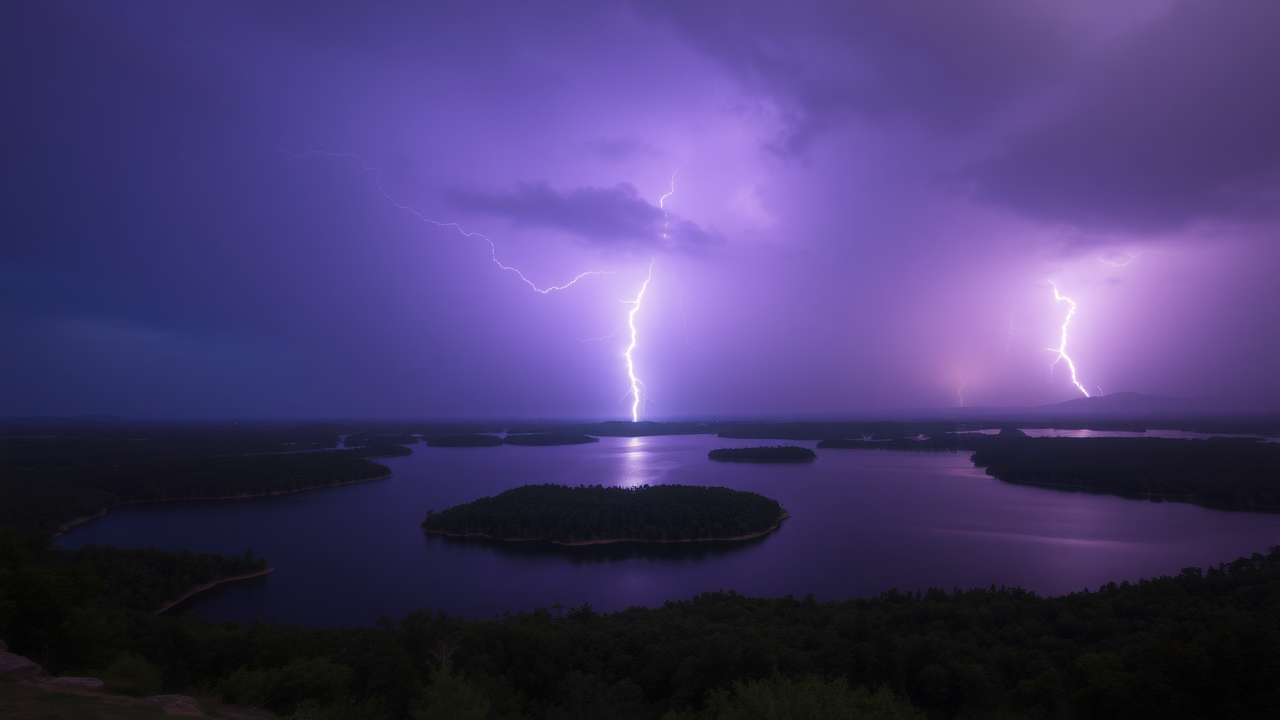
[3,1,1278,419]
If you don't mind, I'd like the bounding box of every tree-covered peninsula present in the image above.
[817,432,1280,512]
[0,426,395,536]
[421,484,788,544]
[708,446,817,463]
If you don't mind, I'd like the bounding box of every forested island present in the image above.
[421,484,788,544]
[817,432,1280,511]
[708,446,817,463]
[503,433,600,446]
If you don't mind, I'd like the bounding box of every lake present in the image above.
[56,435,1280,627]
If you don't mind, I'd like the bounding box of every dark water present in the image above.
[56,435,1280,627]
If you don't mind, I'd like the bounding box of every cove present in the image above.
[56,435,1280,627]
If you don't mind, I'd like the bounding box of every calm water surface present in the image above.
[57,435,1280,627]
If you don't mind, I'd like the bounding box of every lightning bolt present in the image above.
[1098,250,1155,267]
[658,168,681,238]
[1045,282,1090,398]
[574,325,623,344]
[624,261,655,422]
[957,374,966,407]
[284,143,609,294]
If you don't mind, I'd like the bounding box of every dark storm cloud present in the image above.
[446,181,718,251]
[637,0,1077,152]
[965,2,1280,234]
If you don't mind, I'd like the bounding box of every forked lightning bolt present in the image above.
[618,170,684,421]
[624,261,655,422]
[285,144,608,294]
[1045,282,1090,398]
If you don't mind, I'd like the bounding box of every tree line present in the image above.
[818,433,1280,511]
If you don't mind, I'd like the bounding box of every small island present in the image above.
[503,433,600,446]
[708,446,817,463]
[426,434,504,447]
[421,483,788,544]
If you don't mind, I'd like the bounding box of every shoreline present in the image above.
[153,567,276,615]
[52,473,393,539]
[423,512,790,546]
[989,475,1280,513]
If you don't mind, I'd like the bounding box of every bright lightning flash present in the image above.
[624,261,655,422]
[1045,282,1090,398]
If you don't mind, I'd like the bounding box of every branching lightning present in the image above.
[624,260,655,422]
[575,325,623,344]
[1098,250,1156,267]
[285,144,610,294]
[957,375,966,407]
[293,143,691,420]
[1044,282,1090,398]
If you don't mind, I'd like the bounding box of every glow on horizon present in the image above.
[1046,282,1090,398]
[624,261,655,422]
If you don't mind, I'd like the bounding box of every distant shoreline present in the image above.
[154,567,276,615]
[423,512,790,546]
[52,473,393,539]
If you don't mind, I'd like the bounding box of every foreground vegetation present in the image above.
[422,484,787,544]
[707,446,816,463]
[3,524,1276,719]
